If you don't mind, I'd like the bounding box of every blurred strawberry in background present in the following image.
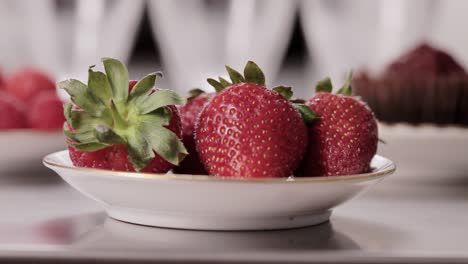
[28,90,65,130]
[5,68,56,104]
[0,67,63,130]
[0,91,27,129]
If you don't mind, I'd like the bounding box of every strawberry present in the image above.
[27,91,65,130]
[0,91,27,129]
[296,74,378,176]
[195,61,313,178]
[173,89,213,175]
[59,58,187,172]
[5,67,56,103]
[67,106,182,173]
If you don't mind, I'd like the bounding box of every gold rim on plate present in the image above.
[43,150,396,183]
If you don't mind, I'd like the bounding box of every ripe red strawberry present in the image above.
[195,62,312,178]
[173,89,213,175]
[296,74,378,176]
[67,105,182,173]
[0,91,27,129]
[59,58,187,172]
[5,67,56,103]
[28,91,65,130]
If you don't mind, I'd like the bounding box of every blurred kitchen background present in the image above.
[1,0,468,99]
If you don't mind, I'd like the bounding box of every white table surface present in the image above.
[0,163,467,264]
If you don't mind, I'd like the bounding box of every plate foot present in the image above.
[107,207,331,231]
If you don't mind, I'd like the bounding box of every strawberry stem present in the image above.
[337,71,353,96]
[315,77,333,93]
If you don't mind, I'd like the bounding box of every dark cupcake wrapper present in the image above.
[353,75,468,126]
[457,81,468,126]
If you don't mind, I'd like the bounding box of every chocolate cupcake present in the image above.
[353,43,468,126]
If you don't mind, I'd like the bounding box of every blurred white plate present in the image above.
[0,130,64,172]
[379,123,468,185]
[44,150,394,231]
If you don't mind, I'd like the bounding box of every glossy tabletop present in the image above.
[0,163,467,264]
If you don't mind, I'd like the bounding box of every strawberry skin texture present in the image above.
[0,91,27,129]
[69,144,175,173]
[69,105,182,173]
[5,68,56,103]
[195,83,308,178]
[297,92,378,176]
[180,94,212,137]
[28,91,65,130]
[174,93,211,175]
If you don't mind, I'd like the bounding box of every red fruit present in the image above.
[5,67,56,103]
[60,59,186,173]
[28,91,65,130]
[180,91,212,137]
[195,62,308,178]
[68,106,182,173]
[0,68,5,88]
[0,91,27,129]
[173,90,212,175]
[296,75,378,176]
[386,43,466,78]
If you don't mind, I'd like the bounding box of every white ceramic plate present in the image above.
[43,150,395,231]
[0,130,64,172]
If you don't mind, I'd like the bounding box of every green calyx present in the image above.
[337,71,353,96]
[59,57,188,171]
[187,88,206,101]
[315,71,353,96]
[271,85,317,124]
[207,61,266,93]
[272,86,293,100]
[207,61,317,125]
